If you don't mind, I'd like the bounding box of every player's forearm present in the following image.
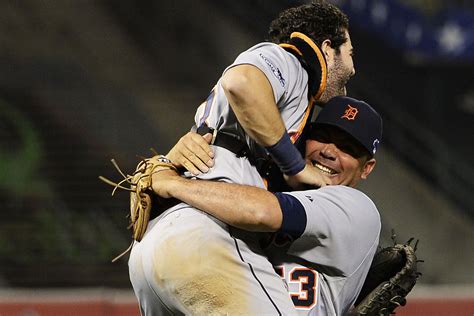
[221,65,286,147]
[164,177,283,232]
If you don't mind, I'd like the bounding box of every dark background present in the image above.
[0,0,472,289]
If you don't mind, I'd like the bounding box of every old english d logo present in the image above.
[341,104,358,120]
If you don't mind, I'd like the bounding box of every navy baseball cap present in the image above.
[312,96,383,156]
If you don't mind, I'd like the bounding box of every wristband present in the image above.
[265,132,305,176]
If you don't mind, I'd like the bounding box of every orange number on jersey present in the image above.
[275,266,319,309]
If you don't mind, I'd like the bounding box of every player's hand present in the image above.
[166,132,214,175]
[285,161,331,189]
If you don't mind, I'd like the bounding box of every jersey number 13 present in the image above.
[275,266,319,309]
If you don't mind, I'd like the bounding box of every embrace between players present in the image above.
[123,1,399,315]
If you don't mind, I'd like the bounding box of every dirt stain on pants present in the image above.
[152,227,250,315]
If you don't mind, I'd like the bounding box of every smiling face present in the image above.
[305,124,376,187]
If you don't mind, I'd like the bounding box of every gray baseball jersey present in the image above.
[268,185,381,315]
[193,41,313,185]
[129,42,315,315]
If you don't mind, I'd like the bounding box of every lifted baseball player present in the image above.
[128,1,355,314]
[153,96,383,315]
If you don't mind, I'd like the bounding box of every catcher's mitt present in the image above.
[99,154,177,261]
[351,236,422,315]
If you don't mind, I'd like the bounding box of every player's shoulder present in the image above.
[319,185,373,201]
[318,185,379,217]
[240,42,299,65]
[316,186,381,242]
[245,42,285,53]
[288,185,379,218]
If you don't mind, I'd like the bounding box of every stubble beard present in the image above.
[318,55,351,104]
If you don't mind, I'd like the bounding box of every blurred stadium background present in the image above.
[0,0,473,315]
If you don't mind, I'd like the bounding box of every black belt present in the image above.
[196,125,253,162]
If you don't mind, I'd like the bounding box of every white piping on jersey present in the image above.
[198,85,217,127]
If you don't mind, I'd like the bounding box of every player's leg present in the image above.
[138,205,295,315]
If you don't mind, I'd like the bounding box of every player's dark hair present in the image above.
[268,0,349,52]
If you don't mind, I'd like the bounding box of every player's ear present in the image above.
[321,39,334,62]
[360,158,376,180]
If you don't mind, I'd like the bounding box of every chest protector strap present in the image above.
[279,32,327,102]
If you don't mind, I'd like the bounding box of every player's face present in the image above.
[319,30,355,103]
[305,125,375,187]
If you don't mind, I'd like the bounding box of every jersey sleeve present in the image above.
[274,192,307,240]
[282,185,381,276]
[225,43,291,106]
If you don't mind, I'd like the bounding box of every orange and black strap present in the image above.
[279,32,327,102]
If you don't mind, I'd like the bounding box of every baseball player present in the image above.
[152,96,383,315]
[128,1,355,314]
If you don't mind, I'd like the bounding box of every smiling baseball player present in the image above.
[127,2,356,315]
[151,96,384,315]
[151,97,420,315]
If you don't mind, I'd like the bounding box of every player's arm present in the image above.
[213,64,329,186]
[221,64,285,146]
[152,168,283,231]
[152,168,307,237]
